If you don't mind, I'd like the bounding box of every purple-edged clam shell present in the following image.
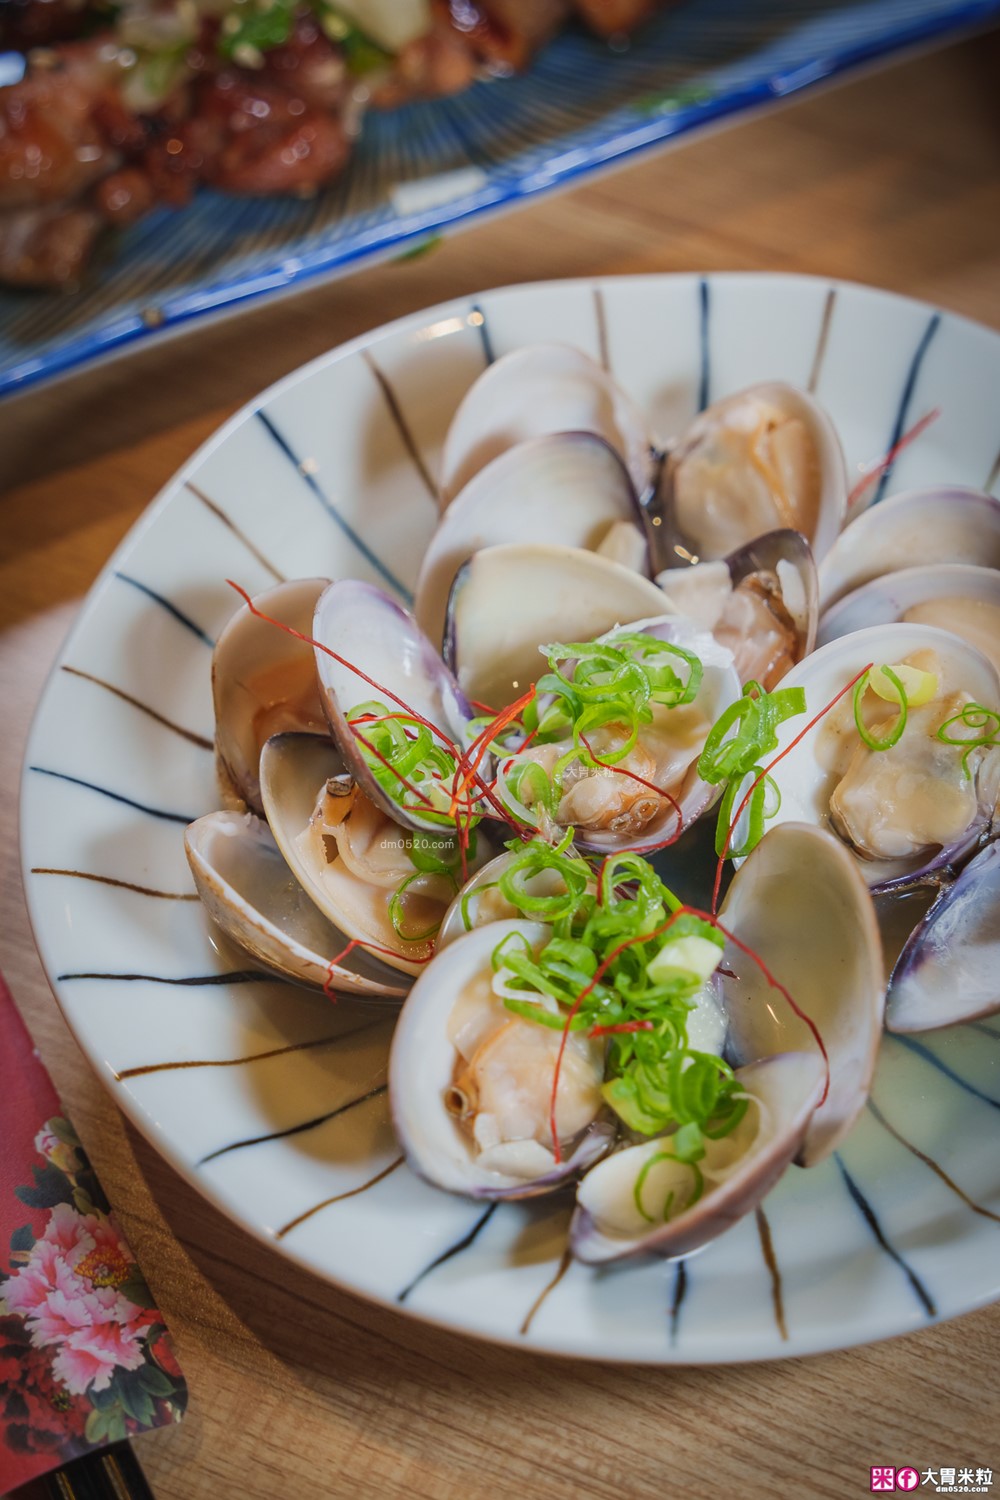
[569,1052,824,1265]
[818,563,1000,679]
[313,579,479,834]
[886,839,1000,1032]
[212,577,330,813]
[439,342,656,508]
[753,622,1000,895]
[415,431,650,650]
[817,486,1000,613]
[185,810,409,999]
[389,919,615,1201]
[718,822,885,1166]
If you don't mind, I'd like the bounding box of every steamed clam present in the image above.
[415,431,649,649]
[260,733,486,976]
[658,382,846,567]
[754,623,1000,893]
[390,918,615,1198]
[185,344,1000,1289]
[185,810,409,998]
[438,342,656,508]
[212,577,329,812]
[570,1053,825,1264]
[657,529,818,689]
[818,562,1000,677]
[817,486,1000,612]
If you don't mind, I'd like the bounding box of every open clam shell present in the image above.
[439,343,655,508]
[436,848,579,949]
[658,528,818,689]
[504,613,739,856]
[312,579,478,834]
[185,811,408,998]
[443,542,675,708]
[817,486,1000,613]
[886,840,1000,1032]
[259,732,463,977]
[569,1052,825,1265]
[818,562,1000,678]
[657,382,846,567]
[718,821,884,1166]
[415,431,649,649]
[389,919,616,1199]
[754,622,1000,894]
[212,577,329,813]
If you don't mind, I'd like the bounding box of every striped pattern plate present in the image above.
[21,272,1000,1362]
[3,0,1000,397]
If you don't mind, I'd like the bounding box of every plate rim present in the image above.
[19,268,1000,1365]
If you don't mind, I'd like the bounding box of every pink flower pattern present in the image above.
[2,1204,149,1395]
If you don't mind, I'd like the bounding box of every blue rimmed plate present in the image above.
[3,0,1000,397]
[20,272,1000,1361]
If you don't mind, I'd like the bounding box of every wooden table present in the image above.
[2,32,999,1499]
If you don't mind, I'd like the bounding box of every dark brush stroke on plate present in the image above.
[276,1157,405,1239]
[198,1080,388,1165]
[115,571,217,647]
[58,968,272,985]
[116,1016,389,1080]
[668,1259,688,1344]
[31,867,199,900]
[697,277,710,414]
[360,350,437,509]
[470,303,494,367]
[755,1207,788,1341]
[397,1203,497,1304]
[185,481,287,584]
[834,1155,936,1317]
[593,286,610,373]
[29,766,196,825]
[888,1033,1000,1110]
[866,1098,1000,1225]
[872,312,940,506]
[968,1021,1000,1041]
[807,287,837,394]
[255,407,415,601]
[61,665,213,750]
[519,1247,573,1337]
[986,445,1000,495]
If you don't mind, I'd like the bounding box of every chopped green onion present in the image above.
[348,699,479,831]
[387,872,445,943]
[483,838,745,1143]
[852,666,909,751]
[936,702,1000,776]
[698,681,804,859]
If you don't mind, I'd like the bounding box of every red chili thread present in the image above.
[548,898,831,1159]
[588,1021,655,1037]
[710,663,873,914]
[324,936,436,996]
[846,407,940,513]
[227,580,465,758]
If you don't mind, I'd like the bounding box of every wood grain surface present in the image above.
[2,32,999,1500]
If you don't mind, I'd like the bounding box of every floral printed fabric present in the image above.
[0,979,186,1493]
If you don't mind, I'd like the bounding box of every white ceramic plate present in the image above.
[21,273,1000,1363]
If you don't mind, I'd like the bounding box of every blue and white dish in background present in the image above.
[2,0,1000,397]
[20,272,1000,1361]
